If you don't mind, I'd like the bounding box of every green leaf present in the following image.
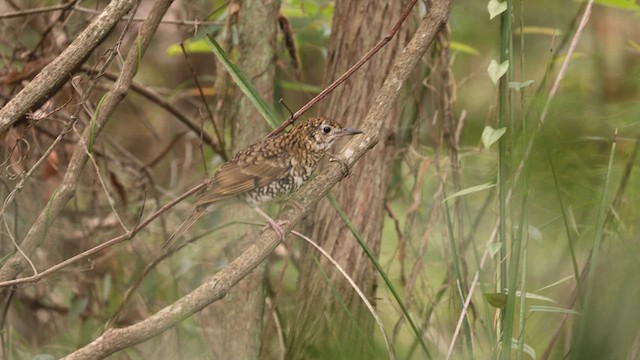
[90,93,108,153]
[443,182,496,202]
[450,41,480,55]
[482,125,507,149]
[508,80,534,90]
[167,39,211,56]
[529,305,581,315]
[487,0,507,19]
[487,59,509,85]
[528,225,543,241]
[206,35,280,129]
[487,242,502,258]
[280,80,322,94]
[535,274,575,292]
[512,290,557,303]
[485,292,507,309]
[594,0,640,10]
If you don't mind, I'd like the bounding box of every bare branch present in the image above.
[0,0,139,133]
[0,0,75,19]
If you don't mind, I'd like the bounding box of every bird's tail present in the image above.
[162,207,207,251]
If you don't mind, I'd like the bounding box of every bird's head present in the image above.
[294,117,362,152]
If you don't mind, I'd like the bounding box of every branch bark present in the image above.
[0,0,138,134]
[61,1,451,357]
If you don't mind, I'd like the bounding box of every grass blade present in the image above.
[205,35,280,129]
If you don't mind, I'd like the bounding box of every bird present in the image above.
[162,117,362,251]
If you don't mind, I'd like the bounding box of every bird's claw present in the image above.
[262,219,290,240]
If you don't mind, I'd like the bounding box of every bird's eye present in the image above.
[322,126,331,134]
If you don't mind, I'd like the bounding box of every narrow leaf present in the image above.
[90,93,108,153]
[513,290,557,303]
[511,338,537,359]
[167,39,211,56]
[594,0,640,10]
[450,41,480,55]
[535,274,575,292]
[508,80,534,90]
[206,36,280,129]
[529,305,581,315]
[443,182,495,202]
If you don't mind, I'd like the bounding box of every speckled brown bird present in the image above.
[163,117,362,250]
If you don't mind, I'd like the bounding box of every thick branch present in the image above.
[61,2,451,358]
[0,0,138,133]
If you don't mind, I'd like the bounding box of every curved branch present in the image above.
[62,1,452,358]
[0,0,138,133]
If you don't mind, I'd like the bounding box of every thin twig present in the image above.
[0,181,207,288]
[0,0,75,19]
[264,0,418,138]
[72,5,223,27]
[73,126,129,232]
[179,42,226,152]
[0,118,76,277]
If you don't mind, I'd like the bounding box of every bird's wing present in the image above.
[194,142,292,206]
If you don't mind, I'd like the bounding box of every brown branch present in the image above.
[72,5,224,27]
[0,0,75,19]
[264,0,418,138]
[61,1,452,358]
[0,0,139,133]
[0,0,171,282]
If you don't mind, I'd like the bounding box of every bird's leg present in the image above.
[328,153,351,177]
[253,207,289,240]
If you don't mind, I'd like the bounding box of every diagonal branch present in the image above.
[61,1,452,358]
[0,0,139,133]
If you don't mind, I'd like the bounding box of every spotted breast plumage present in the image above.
[163,117,362,250]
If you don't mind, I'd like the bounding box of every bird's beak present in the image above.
[337,127,363,136]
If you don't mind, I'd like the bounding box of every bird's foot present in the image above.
[262,219,290,240]
[253,207,289,240]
